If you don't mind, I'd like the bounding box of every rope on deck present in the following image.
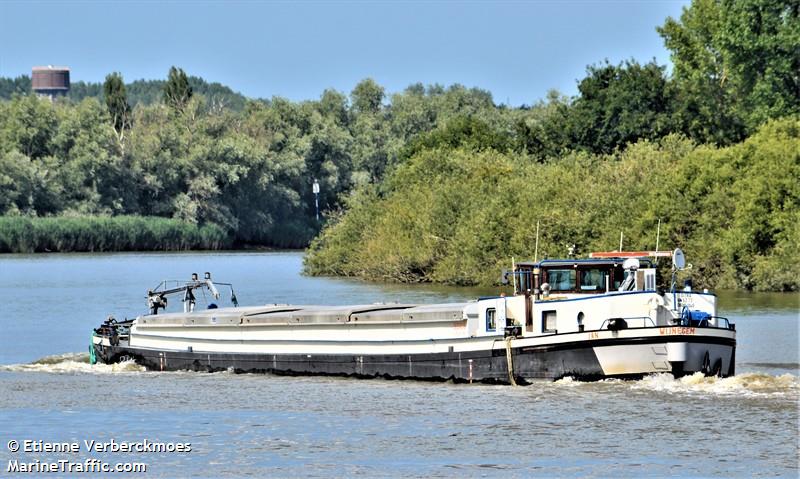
[505,337,517,386]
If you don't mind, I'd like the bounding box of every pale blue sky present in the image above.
[0,0,688,106]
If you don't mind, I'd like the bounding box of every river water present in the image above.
[0,252,797,477]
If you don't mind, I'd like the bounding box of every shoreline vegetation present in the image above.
[0,216,229,253]
[304,118,799,293]
[1,1,797,291]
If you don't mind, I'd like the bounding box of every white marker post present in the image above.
[312,179,320,221]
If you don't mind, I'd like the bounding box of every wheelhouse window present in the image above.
[546,269,576,291]
[542,310,557,333]
[517,269,531,293]
[613,265,626,289]
[486,308,496,332]
[580,269,608,291]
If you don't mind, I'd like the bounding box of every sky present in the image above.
[0,0,689,106]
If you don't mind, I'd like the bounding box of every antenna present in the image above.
[655,218,662,254]
[534,221,540,262]
[670,248,686,311]
[511,257,517,292]
[619,231,624,252]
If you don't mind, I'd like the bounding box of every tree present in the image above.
[716,0,800,129]
[0,94,57,159]
[512,89,572,160]
[398,115,512,163]
[318,89,349,126]
[103,72,131,135]
[0,75,31,99]
[564,60,675,154]
[163,66,193,110]
[351,78,384,114]
[351,111,390,182]
[658,0,799,143]
[50,98,124,214]
[67,81,102,102]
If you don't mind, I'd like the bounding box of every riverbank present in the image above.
[305,119,800,293]
[0,216,230,253]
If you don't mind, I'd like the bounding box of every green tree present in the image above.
[398,115,512,163]
[716,0,800,129]
[512,89,572,160]
[163,66,193,110]
[564,60,674,154]
[388,84,438,142]
[351,78,384,114]
[50,98,123,214]
[58,76,248,111]
[103,72,131,134]
[67,81,102,102]
[350,112,390,183]
[0,75,31,99]
[318,89,350,126]
[658,0,799,142]
[0,94,57,159]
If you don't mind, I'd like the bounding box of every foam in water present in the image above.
[550,371,799,398]
[0,352,145,374]
[631,372,799,397]
[554,376,578,386]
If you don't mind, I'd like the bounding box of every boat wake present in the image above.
[632,372,799,397]
[4,354,798,398]
[0,352,145,374]
[556,371,799,398]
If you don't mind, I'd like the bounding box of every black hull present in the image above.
[93,335,736,383]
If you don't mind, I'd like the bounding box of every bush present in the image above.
[305,118,800,292]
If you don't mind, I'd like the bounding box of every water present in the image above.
[1,252,798,477]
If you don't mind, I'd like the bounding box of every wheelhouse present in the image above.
[510,258,658,296]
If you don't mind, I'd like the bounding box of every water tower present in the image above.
[32,65,70,99]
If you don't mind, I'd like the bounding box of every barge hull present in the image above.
[93,334,735,383]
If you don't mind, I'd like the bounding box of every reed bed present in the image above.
[0,216,231,253]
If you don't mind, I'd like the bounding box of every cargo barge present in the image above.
[91,249,735,383]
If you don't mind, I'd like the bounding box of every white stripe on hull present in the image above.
[121,326,735,359]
